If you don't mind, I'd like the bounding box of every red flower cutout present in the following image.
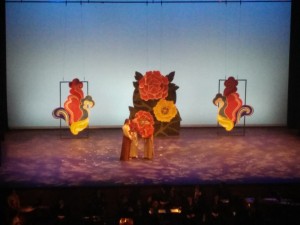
[138,71,169,101]
[132,110,154,138]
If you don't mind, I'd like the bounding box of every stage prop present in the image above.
[52,78,95,137]
[213,76,254,132]
[129,71,181,137]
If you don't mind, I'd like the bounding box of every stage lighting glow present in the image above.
[170,208,182,213]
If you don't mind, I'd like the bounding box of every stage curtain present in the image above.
[288,0,300,134]
[0,1,8,140]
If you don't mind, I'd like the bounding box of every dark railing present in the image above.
[4,0,292,4]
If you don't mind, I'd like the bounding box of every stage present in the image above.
[1,127,300,188]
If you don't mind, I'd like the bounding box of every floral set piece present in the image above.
[213,76,254,131]
[129,71,181,137]
[52,78,95,135]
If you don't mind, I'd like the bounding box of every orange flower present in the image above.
[138,71,169,101]
[132,110,154,138]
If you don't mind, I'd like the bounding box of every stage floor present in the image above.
[1,127,300,187]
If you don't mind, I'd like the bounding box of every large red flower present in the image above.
[132,110,154,138]
[138,71,169,101]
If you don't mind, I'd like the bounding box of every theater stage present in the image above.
[0,127,300,188]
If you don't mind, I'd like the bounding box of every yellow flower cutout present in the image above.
[153,99,178,122]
